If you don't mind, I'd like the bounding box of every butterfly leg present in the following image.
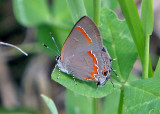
[58,67,61,79]
[73,74,77,85]
[108,78,115,88]
[110,58,117,62]
[111,68,119,78]
[52,64,58,72]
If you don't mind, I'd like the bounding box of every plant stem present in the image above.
[93,0,101,26]
[93,98,99,114]
[92,1,101,114]
[118,85,124,114]
[142,34,150,78]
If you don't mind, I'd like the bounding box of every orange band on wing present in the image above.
[88,51,98,79]
[61,47,64,61]
[102,65,107,76]
[84,77,92,80]
[76,26,92,43]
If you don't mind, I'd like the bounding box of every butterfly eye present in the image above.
[56,55,61,61]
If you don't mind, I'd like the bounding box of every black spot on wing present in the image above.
[102,47,106,52]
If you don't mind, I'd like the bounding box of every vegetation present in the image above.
[12,0,160,113]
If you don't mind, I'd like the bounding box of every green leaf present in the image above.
[141,0,154,35]
[41,94,58,114]
[65,90,93,114]
[118,0,153,77]
[51,0,73,27]
[84,0,93,19]
[101,0,118,10]
[124,77,160,113]
[102,90,121,114]
[154,58,160,77]
[13,0,51,26]
[52,69,120,98]
[66,0,87,23]
[100,8,137,82]
[93,0,101,26]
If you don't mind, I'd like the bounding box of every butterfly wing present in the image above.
[67,50,111,82]
[60,16,103,62]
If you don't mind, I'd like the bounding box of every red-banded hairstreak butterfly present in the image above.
[52,16,116,87]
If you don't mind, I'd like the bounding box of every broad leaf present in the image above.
[65,90,93,114]
[52,69,120,98]
[100,8,137,81]
[101,0,118,10]
[102,90,120,114]
[124,77,160,113]
[13,0,51,26]
[51,0,73,27]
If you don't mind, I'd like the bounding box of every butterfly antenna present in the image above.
[42,43,59,55]
[0,42,28,56]
[50,32,60,54]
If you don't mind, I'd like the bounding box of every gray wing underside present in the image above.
[67,50,110,81]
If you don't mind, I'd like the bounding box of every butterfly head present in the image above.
[56,55,61,61]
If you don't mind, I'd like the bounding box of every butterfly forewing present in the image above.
[61,16,103,62]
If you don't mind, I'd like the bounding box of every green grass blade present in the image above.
[141,0,154,78]
[141,0,154,35]
[41,94,58,114]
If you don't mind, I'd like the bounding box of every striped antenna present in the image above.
[0,42,28,56]
[50,32,60,54]
[42,43,59,55]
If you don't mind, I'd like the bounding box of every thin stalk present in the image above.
[93,98,99,114]
[0,42,28,56]
[142,35,150,78]
[92,1,101,113]
[93,0,101,26]
[118,86,124,114]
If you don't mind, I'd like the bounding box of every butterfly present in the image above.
[52,16,116,87]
